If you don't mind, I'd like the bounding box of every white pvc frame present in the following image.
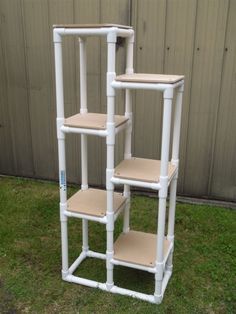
[54,25,184,304]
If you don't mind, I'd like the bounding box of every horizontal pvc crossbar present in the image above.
[68,251,86,274]
[65,248,172,303]
[111,176,161,190]
[61,125,107,137]
[54,27,133,38]
[61,122,128,137]
[64,210,107,223]
[111,80,184,91]
[64,274,162,304]
[86,250,106,260]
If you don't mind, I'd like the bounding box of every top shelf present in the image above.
[112,73,184,91]
[53,24,132,29]
[115,73,184,84]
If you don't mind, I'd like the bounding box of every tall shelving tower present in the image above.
[53,24,184,304]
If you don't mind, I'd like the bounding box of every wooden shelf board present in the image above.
[53,24,132,29]
[64,113,128,130]
[114,230,170,267]
[115,73,184,84]
[114,158,176,183]
[67,188,126,217]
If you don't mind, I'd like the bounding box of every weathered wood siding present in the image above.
[0,0,235,201]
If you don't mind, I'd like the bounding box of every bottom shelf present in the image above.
[113,230,171,267]
[67,188,126,217]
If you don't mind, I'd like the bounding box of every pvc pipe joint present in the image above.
[164,87,174,99]
[57,118,65,139]
[106,169,114,190]
[107,72,116,96]
[53,29,62,43]
[107,29,117,43]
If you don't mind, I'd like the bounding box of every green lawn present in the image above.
[0,177,235,313]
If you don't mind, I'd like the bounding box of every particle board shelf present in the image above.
[113,230,171,267]
[64,113,128,130]
[53,24,132,29]
[115,73,184,84]
[67,188,126,217]
[114,157,176,184]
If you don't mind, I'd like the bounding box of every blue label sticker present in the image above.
[60,170,66,191]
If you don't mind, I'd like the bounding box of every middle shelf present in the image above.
[67,188,126,218]
[64,113,128,130]
[112,157,177,189]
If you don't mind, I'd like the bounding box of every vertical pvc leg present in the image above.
[59,137,69,279]
[81,134,88,252]
[166,176,177,271]
[123,34,134,233]
[123,90,132,233]
[54,31,69,279]
[79,37,89,253]
[155,88,173,301]
[106,31,117,290]
[166,84,184,271]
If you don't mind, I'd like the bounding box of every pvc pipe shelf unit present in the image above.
[53,23,184,304]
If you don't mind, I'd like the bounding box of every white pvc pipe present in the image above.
[86,250,106,260]
[106,33,116,289]
[61,125,107,136]
[111,176,161,190]
[110,286,157,303]
[54,38,64,118]
[64,210,107,224]
[123,187,130,233]
[167,85,184,269]
[68,251,87,274]
[55,27,133,38]
[171,85,184,161]
[65,274,99,288]
[81,136,88,190]
[155,89,173,298]
[82,219,89,252]
[54,35,69,276]
[161,270,172,296]
[111,80,184,92]
[79,38,88,113]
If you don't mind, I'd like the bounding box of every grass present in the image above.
[0,176,235,313]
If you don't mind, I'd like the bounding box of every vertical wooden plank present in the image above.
[48,0,79,183]
[210,0,236,201]
[22,0,57,179]
[132,0,166,160]
[0,0,34,176]
[100,0,131,185]
[164,0,197,193]
[74,0,102,186]
[184,0,229,196]
[0,11,14,174]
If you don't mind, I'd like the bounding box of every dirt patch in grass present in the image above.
[0,278,18,314]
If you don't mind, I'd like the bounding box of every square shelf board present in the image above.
[67,188,126,217]
[115,73,184,84]
[114,158,176,183]
[114,230,171,267]
[64,113,128,130]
